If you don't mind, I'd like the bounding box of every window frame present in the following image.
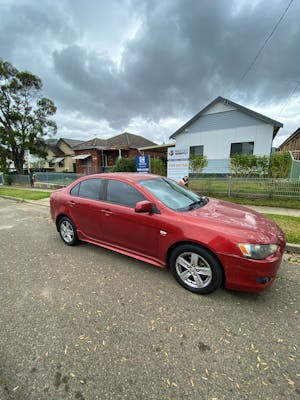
[230,141,254,156]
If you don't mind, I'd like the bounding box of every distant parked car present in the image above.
[50,173,285,294]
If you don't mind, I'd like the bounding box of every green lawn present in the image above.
[0,187,51,200]
[264,214,300,245]
[212,195,300,209]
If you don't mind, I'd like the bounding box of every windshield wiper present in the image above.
[187,197,209,210]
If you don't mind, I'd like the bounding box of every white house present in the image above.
[169,96,283,174]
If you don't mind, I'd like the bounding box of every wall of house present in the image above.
[75,149,101,174]
[280,133,300,151]
[175,109,274,174]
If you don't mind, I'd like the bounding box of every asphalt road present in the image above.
[0,198,299,400]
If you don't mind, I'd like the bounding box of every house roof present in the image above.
[278,127,300,149]
[105,132,156,148]
[73,132,157,151]
[47,144,65,157]
[169,96,283,139]
[73,137,107,150]
[58,138,85,149]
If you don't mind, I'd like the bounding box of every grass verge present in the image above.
[0,187,51,200]
[263,214,300,245]
[209,195,300,209]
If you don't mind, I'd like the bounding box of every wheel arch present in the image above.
[166,241,226,285]
[55,213,71,231]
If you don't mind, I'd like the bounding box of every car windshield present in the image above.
[139,177,208,211]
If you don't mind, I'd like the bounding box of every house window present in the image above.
[59,160,64,168]
[230,142,254,156]
[81,157,91,166]
[190,145,204,156]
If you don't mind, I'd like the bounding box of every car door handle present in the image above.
[68,200,76,207]
[101,209,112,216]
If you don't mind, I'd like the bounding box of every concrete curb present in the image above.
[285,243,300,254]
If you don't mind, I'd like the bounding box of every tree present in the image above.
[0,60,57,174]
[190,155,208,175]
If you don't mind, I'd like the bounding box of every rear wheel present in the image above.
[58,216,79,246]
[169,244,223,294]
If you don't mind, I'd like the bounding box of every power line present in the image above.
[278,79,300,116]
[230,0,293,96]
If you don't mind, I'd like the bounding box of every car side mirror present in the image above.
[135,200,153,213]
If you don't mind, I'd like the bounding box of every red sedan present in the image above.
[50,173,285,294]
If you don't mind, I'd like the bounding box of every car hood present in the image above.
[184,198,283,243]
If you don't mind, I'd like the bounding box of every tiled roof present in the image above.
[60,138,84,148]
[73,137,107,150]
[106,132,156,148]
[73,132,157,150]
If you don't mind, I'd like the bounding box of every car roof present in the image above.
[83,172,161,183]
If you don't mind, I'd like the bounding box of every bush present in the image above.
[4,174,12,185]
[269,152,291,178]
[230,154,269,177]
[150,158,166,175]
[110,157,136,172]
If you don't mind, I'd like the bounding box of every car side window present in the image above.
[71,178,104,200]
[70,183,80,196]
[106,180,146,208]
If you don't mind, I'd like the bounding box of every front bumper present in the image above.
[218,250,285,292]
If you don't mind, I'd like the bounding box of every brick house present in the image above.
[73,132,157,174]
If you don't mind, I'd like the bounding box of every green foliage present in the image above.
[111,157,136,172]
[230,154,269,177]
[4,174,12,185]
[150,158,166,175]
[268,152,291,178]
[0,60,57,174]
[190,155,208,175]
[30,158,46,170]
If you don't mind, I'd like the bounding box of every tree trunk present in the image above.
[12,152,25,175]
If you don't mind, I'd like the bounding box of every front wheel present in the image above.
[58,216,79,246]
[169,244,223,294]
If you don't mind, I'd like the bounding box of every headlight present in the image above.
[238,243,278,260]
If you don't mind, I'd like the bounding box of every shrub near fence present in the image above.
[190,177,300,199]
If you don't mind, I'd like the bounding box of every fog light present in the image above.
[256,277,271,284]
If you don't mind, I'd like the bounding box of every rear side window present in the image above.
[107,179,145,207]
[71,178,104,200]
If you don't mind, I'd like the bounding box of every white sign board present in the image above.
[167,146,189,182]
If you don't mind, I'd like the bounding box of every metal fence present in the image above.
[35,172,84,186]
[190,177,300,199]
[3,173,300,199]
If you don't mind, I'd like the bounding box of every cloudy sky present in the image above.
[1,0,299,146]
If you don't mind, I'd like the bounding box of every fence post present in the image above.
[228,175,232,197]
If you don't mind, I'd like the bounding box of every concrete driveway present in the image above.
[0,198,299,400]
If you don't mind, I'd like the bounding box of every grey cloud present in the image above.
[1,0,300,142]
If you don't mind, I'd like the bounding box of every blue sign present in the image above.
[136,155,150,173]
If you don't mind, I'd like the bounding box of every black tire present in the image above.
[169,244,223,294]
[58,216,79,246]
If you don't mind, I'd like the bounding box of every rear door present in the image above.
[67,178,105,240]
